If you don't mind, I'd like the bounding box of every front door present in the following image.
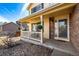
[50,17,54,39]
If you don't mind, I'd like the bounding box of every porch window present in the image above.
[59,19,67,38]
[54,19,69,41]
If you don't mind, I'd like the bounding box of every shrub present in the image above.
[37,24,43,30]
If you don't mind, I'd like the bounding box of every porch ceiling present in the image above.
[20,17,40,23]
[19,3,76,23]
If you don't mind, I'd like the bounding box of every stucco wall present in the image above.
[43,16,49,39]
[70,4,79,52]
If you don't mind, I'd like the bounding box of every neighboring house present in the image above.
[18,3,79,54]
[0,22,20,36]
[0,22,7,32]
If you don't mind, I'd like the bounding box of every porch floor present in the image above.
[21,37,79,55]
[44,39,79,55]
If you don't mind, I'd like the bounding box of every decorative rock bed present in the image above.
[0,40,53,56]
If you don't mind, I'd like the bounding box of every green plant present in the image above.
[37,24,43,30]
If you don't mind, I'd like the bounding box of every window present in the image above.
[59,19,67,38]
[31,3,44,13]
[54,19,68,41]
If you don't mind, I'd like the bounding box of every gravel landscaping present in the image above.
[0,40,53,56]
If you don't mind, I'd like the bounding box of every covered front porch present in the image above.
[19,3,78,55]
[19,4,76,44]
[20,16,44,43]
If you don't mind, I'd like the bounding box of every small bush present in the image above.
[37,24,43,30]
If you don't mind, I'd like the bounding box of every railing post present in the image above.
[40,15,43,44]
[29,23,32,39]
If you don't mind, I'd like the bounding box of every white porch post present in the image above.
[29,23,32,32]
[20,23,23,31]
[20,23,23,37]
[40,15,43,44]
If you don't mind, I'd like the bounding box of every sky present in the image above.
[0,3,29,23]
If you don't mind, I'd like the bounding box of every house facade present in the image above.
[19,3,79,52]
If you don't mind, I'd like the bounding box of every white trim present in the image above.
[67,14,70,41]
[22,36,41,42]
[55,37,69,41]
[40,15,43,44]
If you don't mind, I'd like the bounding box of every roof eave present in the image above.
[19,3,77,22]
[27,3,33,10]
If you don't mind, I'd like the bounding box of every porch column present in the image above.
[40,15,43,44]
[29,23,32,32]
[20,23,23,31]
[20,22,22,37]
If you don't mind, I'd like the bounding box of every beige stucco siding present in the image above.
[54,14,69,20]
[43,16,49,39]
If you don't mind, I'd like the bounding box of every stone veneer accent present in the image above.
[70,4,79,52]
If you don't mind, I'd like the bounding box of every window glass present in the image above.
[59,19,67,38]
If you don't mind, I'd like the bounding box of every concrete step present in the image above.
[51,49,72,56]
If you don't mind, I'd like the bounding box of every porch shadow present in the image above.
[43,39,79,55]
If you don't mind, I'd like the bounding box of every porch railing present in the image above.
[21,31,41,42]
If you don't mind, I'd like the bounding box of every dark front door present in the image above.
[49,17,54,39]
